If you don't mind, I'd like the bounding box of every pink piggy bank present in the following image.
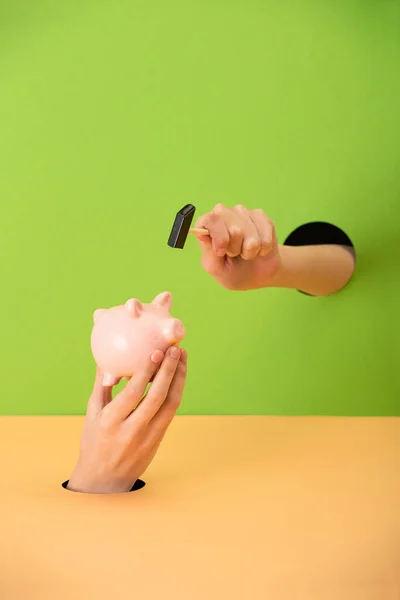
[91,291,185,386]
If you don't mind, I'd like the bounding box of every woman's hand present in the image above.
[67,346,187,494]
[195,204,281,291]
[195,204,355,295]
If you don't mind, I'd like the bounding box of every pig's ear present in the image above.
[93,309,106,323]
[125,298,143,318]
[153,291,172,310]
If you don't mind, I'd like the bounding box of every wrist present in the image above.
[258,244,296,290]
[266,244,298,289]
[67,463,134,494]
[67,467,102,494]
[64,476,145,494]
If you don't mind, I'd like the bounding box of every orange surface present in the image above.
[0,416,399,600]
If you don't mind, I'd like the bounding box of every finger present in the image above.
[143,418,173,464]
[104,350,164,425]
[128,346,181,425]
[143,412,174,457]
[249,209,274,257]
[131,352,188,468]
[149,349,187,434]
[137,420,172,473]
[92,365,104,394]
[195,221,225,278]
[86,365,113,418]
[206,205,244,258]
[232,205,261,260]
[196,204,230,256]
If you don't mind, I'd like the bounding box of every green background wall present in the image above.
[0,0,399,415]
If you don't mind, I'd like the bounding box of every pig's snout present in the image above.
[163,319,185,345]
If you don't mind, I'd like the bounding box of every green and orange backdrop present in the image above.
[1,0,399,416]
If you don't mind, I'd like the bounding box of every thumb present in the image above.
[196,233,225,275]
[194,215,228,274]
[86,365,113,418]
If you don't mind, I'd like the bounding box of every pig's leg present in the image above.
[102,372,120,387]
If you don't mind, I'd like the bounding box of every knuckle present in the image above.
[260,239,271,251]
[253,208,266,218]
[207,212,220,224]
[170,396,182,412]
[229,225,243,239]
[124,384,140,402]
[179,370,187,384]
[234,204,247,213]
[216,235,229,248]
[242,243,260,258]
[165,394,182,415]
[151,391,164,407]
[259,243,271,257]
[243,237,260,251]
[213,203,225,213]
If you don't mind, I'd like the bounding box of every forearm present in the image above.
[268,244,355,296]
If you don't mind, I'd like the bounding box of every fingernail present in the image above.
[169,346,181,359]
[151,350,163,363]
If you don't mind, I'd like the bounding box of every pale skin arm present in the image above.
[67,346,187,494]
[194,204,355,296]
[267,243,355,296]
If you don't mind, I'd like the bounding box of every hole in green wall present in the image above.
[283,222,355,296]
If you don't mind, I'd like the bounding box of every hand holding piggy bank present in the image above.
[91,291,185,386]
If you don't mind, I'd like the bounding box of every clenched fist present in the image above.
[194,204,281,291]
